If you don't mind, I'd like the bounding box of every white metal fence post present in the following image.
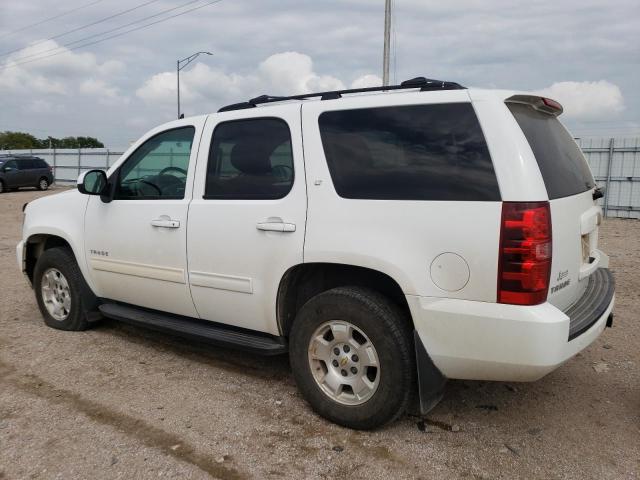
[603,137,615,217]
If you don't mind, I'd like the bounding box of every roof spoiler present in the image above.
[505,94,563,116]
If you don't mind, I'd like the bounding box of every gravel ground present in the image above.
[1,187,638,480]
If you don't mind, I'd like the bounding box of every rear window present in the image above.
[318,103,500,201]
[507,103,595,199]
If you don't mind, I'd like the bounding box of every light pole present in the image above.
[177,51,212,119]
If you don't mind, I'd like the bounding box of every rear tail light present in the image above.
[498,202,552,305]
[541,97,562,111]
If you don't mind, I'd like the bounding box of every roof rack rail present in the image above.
[218,76,465,112]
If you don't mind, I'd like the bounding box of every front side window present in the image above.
[115,127,195,200]
[3,160,18,170]
[205,118,294,200]
[318,103,501,201]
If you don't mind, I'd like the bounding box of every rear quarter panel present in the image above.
[302,91,502,301]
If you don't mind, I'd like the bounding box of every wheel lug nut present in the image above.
[333,347,340,355]
[343,345,350,353]
[332,360,339,367]
[352,354,359,362]
[341,369,347,377]
[351,367,357,374]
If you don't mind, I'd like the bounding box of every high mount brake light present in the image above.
[541,97,562,111]
[498,202,552,306]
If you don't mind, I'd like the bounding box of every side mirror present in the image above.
[77,169,107,195]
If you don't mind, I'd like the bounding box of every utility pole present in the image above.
[382,0,391,86]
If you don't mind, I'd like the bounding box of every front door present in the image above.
[3,160,25,187]
[84,120,205,317]
[187,105,307,335]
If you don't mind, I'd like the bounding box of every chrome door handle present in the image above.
[256,221,296,232]
[151,218,180,228]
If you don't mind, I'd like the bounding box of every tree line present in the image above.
[0,131,105,150]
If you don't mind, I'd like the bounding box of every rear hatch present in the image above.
[507,97,601,311]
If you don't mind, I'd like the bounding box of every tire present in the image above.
[34,247,91,331]
[289,286,415,430]
[38,177,49,191]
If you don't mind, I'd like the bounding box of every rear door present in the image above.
[19,159,38,186]
[506,100,601,311]
[187,105,306,335]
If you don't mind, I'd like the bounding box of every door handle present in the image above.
[256,221,296,232]
[151,218,180,228]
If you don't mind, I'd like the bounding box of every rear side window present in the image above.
[18,159,35,169]
[205,118,294,200]
[318,103,500,201]
[507,103,595,199]
[34,158,48,168]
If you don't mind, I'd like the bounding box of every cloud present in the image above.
[0,40,124,101]
[1,0,638,143]
[136,51,380,109]
[350,74,382,89]
[535,81,625,120]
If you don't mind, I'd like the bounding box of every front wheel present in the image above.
[289,286,415,430]
[34,247,90,331]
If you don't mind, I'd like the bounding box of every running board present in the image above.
[98,303,287,355]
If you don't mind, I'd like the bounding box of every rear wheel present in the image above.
[38,177,49,190]
[34,247,90,331]
[289,286,415,430]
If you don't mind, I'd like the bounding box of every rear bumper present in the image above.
[408,269,615,382]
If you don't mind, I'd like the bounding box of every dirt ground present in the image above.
[0,187,638,480]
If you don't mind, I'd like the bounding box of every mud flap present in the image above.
[414,330,447,415]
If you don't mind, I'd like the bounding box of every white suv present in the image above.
[17,78,615,429]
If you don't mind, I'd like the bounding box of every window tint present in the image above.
[205,118,294,200]
[318,103,500,201]
[3,160,17,170]
[507,103,594,199]
[17,159,35,169]
[33,158,48,168]
[115,127,195,200]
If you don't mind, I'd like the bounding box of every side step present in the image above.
[98,303,287,355]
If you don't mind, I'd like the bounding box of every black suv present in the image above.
[0,156,54,193]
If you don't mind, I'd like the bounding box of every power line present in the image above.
[0,0,163,59]
[5,0,203,64]
[0,0,105,40]
[0,0,225,71]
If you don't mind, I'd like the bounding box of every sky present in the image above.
[0,0,638,148]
